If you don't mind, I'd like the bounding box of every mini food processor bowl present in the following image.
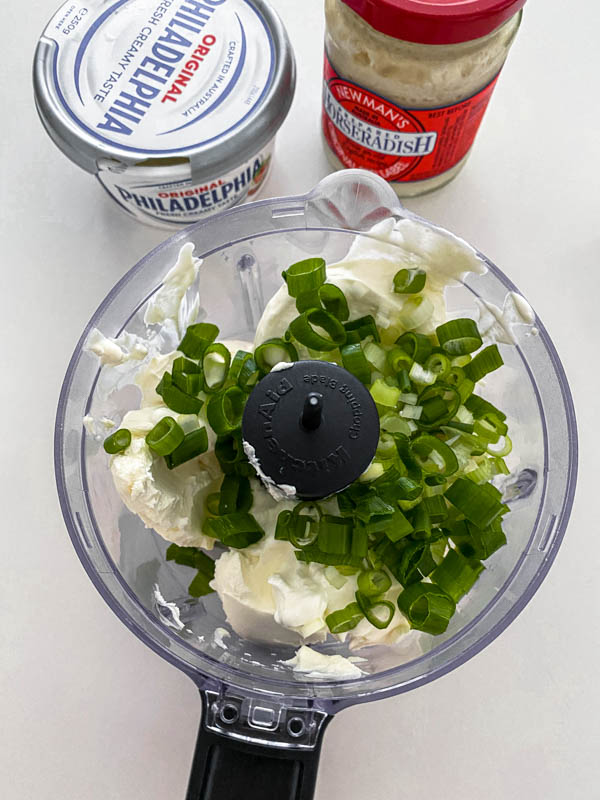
[55,170,577,798]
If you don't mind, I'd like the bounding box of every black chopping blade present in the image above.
[241,360,380,500]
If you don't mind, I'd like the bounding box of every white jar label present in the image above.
[97,142,273,227]
[43,0,275,156]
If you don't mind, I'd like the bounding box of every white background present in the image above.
[2,1,599,798]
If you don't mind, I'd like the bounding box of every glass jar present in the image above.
[322,0,525,197]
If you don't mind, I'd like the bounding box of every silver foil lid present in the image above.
[33,0,296,179]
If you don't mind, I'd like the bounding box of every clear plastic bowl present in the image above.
[55,170,577,794]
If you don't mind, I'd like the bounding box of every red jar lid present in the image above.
[340,0,526,44]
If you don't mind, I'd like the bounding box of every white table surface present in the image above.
[3,1,599,797]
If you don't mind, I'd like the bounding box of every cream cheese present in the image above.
[476,291,536,345]
[242,440,297,503]
[282,645,364,680]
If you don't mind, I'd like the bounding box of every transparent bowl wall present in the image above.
[55,171,577,709]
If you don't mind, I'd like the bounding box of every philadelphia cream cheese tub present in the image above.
[33,0,296,229]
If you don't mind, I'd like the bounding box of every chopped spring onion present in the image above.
[399,404,423,420]
[393,267,426,294]
[318,515,353,554]
[450,518,507,561]
[341,342,371,383]
[351,525,369,558]
[370,378,401,408]
[156,372,203,414]
[344,315,380,344]
[474,412,508,441]
[360,461,386,482]
[206,386,246,436]
[326,602,364,634]
[385,509,414,542]
[282,258,326,297]
[203,512,264,549]
[399,392,418,405]
[396,332,432,364]
[409,362,437,386]
[424,352,451,380]
[376,433,399,461]
[202,343,231,393]
[387,346,413,373]
[205,493,221,516]
[411,434,459,477]
[355,494,395,523]
[358,569,392,597]
[254,338,298,373]
[356,592,395,629]
[318,283,350,321]
[380,413,414,435]
[445,477,506,528]
[431,548,484,602]
[274,509,293,540]
[214,433,244,474]
[363,341,388,372]
[436,318,483,355]
[458,378,475,403]
[394,269,427,294]
[394,541,427,586]
[421,494,448,523]
[103,428,131,454]
[464,344,504,382]
[229,350,260,392]
[396,476,423,501]
[397,581,456,634]
[218,474,253,515]
[486,434,512,457]
[172,356,203,396]
[398,294,434,330]
[417,383,461,428]
[166,543,215,597]
[289,502,322,548]
[178,323,219,359]
[166,427,209,469]
[411,504,432,540]
[145,416,185,456]
[288,308,346,351]
[325,565,348,589]
[464,394,507,421]
[295,547,363,568]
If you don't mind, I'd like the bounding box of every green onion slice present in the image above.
[355,591,395,629]
[288,308,347,351]
[370,378,401,408]
[178,323,219,359]
[445,477,505,528]
[341,343,371,383]
[166,543,215,597]
[344,315,380,344]
[254,338,298,373]
[206,387,246,436]
[172,356,203,396]
[393,267,426,294]
[464,394,507,421]
[295,547,363,568]
[145,417,185,456]
[275,510,293,541]
[202,343,231,393]
[165,427,209,469]
[282,258,326,298]
[203,512,264,549]
[318,515,353,554]
[218,474,253,515]
[214,433,244,474]
[229,350,261,392]
[464,344,504,382]
[325,602,364,634]
[396,332,433,364]
[156,372,203,414]
[358,569,392,597]
[397,581,456,634]
[318,283,350,321]
[103,428,131,454]
[387,347,413,373]
[417,383,461,429]
[436,318,483,355]
[411,433,459,477]
[424,352,451,380]
[431,548,484,602]
[205,493,221,516]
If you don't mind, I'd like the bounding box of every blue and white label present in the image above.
[43,0,275,155]
[97,140,273,227]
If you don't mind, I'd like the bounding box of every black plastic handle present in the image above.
[185,692,331,800]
